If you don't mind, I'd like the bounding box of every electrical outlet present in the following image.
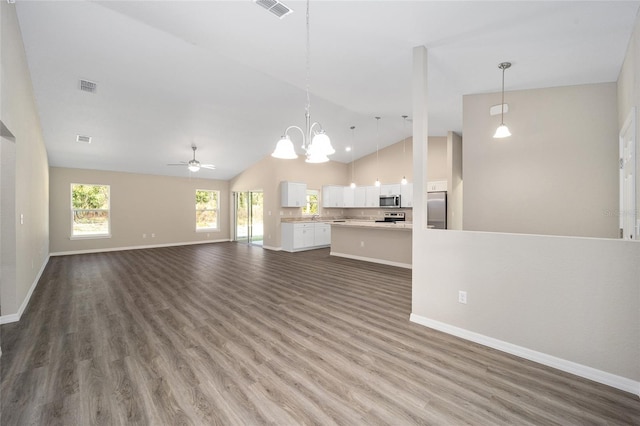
[360,241,364,247]
[151,233,156,238]
[458,291,467,304]
[142,233,147,239]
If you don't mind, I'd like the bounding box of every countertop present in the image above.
[281,217,412,230]
[328,220,413,231]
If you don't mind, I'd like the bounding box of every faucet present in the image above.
[311,214,320,221]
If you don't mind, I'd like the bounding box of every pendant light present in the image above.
[350,126,356,188]
[374,117,381,187]
[271,0,334,162]
[401,115,408,185]
[493,62,512,139]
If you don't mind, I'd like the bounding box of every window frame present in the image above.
[70,183,111,240]
[302,189,319,216]
[195,189,221,232]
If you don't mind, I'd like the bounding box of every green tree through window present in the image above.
[71,184,110,237]
[302,190,319,215]
[196,189,220,230]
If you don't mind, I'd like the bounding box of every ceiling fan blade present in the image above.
[201,164,216,170]
[167,163,187,166]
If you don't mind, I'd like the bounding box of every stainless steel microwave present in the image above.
[379,194,401,208]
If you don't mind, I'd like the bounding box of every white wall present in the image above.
[463,83,619,239]
[411,47,640,395]
[0,2,50,321]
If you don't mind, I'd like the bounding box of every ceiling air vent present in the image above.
[76,135,92,144]
[254,0,293,19]
[79,79,97,94]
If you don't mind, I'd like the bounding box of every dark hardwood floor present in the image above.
[1,242,639,425]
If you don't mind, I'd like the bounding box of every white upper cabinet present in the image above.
[343,186,355,207]
[365,186,381,207]
[400,183,413,207]
[354,187,367,207]
[380,184,401,197]
[281,181,307,207]
[322,185,344,208]
[427,180,448,192]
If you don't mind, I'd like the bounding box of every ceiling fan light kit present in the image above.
[168,145,215,173]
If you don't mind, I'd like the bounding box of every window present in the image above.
[302,189,319,216]
[71,183,110,238]
[196,189,220,231]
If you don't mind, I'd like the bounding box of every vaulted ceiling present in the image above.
[15,1,640,180]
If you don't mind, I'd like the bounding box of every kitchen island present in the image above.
[329,221,412,268]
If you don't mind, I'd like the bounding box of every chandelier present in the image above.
[271,0,334,163]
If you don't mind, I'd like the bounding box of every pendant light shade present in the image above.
[272,135,299,159]
[493,124,511,138]
[494,62,512,139]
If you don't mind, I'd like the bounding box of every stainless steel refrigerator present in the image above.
[427,192,447,229]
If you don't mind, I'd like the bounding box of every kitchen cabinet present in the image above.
[380,184,401,197]
[401,183,413,207]
[365,186,380,207]
[322,185,344,208]
[343,186,355,207]
[282,222,331,252]
[314,223,331,246]
[427,180,447,192]
[354,187,366,207]
[281,181,307,207]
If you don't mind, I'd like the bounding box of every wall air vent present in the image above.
[79,79,97,94]
[254,0,293,19]
[76,135,92,144]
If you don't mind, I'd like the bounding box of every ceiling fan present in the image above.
[168,145,215,172]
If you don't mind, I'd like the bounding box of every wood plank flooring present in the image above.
[1,242,639,425]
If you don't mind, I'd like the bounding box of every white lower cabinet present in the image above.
[282,222,331,252]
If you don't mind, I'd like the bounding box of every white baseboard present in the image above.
[0,255,50,325]
[262,245,281,251]
[50,239,230,257]
[330,251,412,269]
[409,313,640,398]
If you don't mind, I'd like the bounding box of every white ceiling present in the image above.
[15,1,640,180]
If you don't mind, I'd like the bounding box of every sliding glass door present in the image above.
[234,191,264,246]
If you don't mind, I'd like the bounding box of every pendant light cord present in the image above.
[350,126,355,183]
[500,66,505,125]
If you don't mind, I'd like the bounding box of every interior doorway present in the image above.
[234,191,264,246]
[619,107,637,240]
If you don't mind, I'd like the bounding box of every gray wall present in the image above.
[463,83,619,238]
[49,168,230,254]
[0,2,50,319]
